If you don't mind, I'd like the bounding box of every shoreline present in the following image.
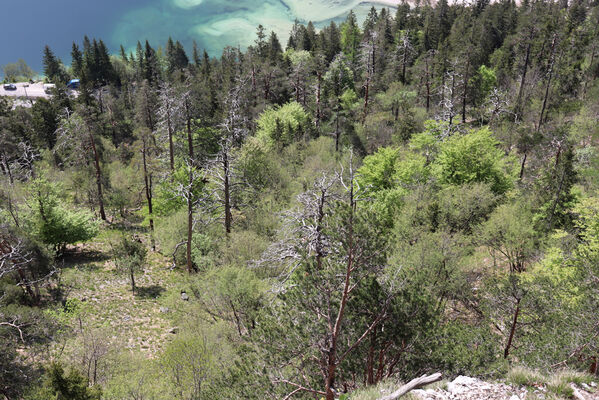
[368,0,401,6]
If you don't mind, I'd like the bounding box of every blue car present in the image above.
[66,79,80,89]
[3,83,16,90]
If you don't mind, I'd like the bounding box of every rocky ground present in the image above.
[411,375,598,400]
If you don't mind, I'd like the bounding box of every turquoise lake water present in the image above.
[1,0,389,75]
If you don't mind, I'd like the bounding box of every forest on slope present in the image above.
[1,0,599,398]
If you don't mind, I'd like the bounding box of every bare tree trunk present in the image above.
[145,101,154,132]
[186,174,194,274]
[130,266,136,294]
[515,37,532,116]
[325,180,355,400]
[142,139,155,251]
[223,152,232,235]
[363,76,370,124]
[537,35,558,133]
[425,57,431,113]
[449,71,456,126]
[89,133,106,221]
[335,108,340,152]
[17,268,37,304]
[504,297,521,358]
[583,43,596,97]
[1,151,13,185]
[401,50,407,83]
[7,193,20,228]
[167,106,175,171]
[519,152,528,182]
[185,101,194,161]
[316,72,322,127]
[461,57,470,124]
[251,65,257,106]
[295,72,300,103]
[366,331,376,385]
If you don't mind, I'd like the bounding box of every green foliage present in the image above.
[256,101,311,147]
[26,363,102,400]
[4,2,599,398]
[434,128,514,194]
[192,265,267,336]
[160,323,234,399]
[3,59,35,81]
[476,65,497,100]
[236,137,288,194]
[357,147,401,193]
[27,179,99,252]
[476,201,538,272]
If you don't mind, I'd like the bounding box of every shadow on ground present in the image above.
[135,284,166,299]
[60,248,110,270]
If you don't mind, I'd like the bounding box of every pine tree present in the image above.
[71,43,83,79]
[268,31,283,62]
[42,45,63,83]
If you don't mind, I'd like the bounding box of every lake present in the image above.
[0,0,394,76]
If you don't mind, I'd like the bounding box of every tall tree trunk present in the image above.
[186,170,194,274]
[1,151,13,185]
[223,152,232,235]
[363,76,370,124]
[316,71,322,127]
[515,37,532,116]
[504,297,521,358]
[167,106,175,171]
[142,140,155,251]
[185,101,194,161]
[366,331,376,385]
[17,268,37,304]
[449,71,456,126]
[519,152,528,182]
[583,43,596,97]
[295,72,300,103]
[425,56,431,113]
[130,267,136,294]
[537,35,558,133]
[145,101,154,132]
[335,108,340,152]
[401,50,407,83]
[325,180,355,400]
[461,57,471,124]
[89,133,106,221]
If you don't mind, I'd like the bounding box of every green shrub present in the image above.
[27,178,99,253]
[26,362,102,400]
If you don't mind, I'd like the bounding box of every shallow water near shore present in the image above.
[1,0,393,75]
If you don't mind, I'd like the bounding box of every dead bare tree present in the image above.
[0,229,56,305]
[396,31,415,84]
[157,81,184,171]
[256,153,394,400]
[55,107,107,221]
[361,31,378,123]
[207,77,250,236]
[438,60,461,127]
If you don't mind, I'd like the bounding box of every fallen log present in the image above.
[378,372,443,400]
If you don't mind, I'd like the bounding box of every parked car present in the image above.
[66,79,80,90]
[3,83,16,90]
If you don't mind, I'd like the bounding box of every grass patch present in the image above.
[507,366,596,399]
[347,379,419,400]
[547,370,595,398]
[506,366,546,388]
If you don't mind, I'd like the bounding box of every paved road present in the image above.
[0,82,50,99]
